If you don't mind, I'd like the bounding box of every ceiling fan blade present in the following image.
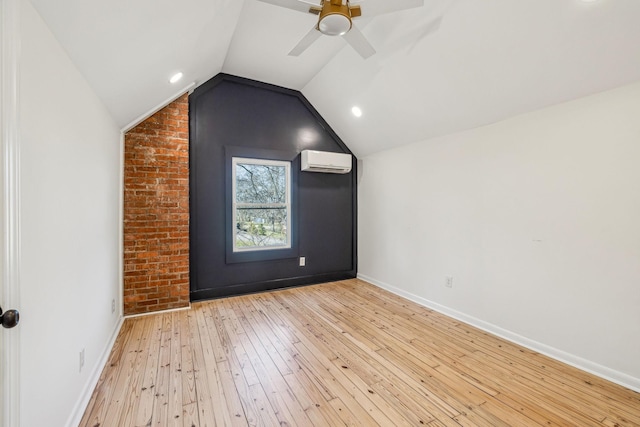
[354,0,424,17]
[256,0,321,14]
[288,26,322,56]
[342,26,376,59]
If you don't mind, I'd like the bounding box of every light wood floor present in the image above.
[80,279,640,426]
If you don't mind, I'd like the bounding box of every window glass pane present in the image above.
[235,163,286,204]
[232,157,291,253]
[235,208,288,249]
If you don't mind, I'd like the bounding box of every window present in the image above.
[232,157,291,252]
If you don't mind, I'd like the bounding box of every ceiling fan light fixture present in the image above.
[319,13,352,36]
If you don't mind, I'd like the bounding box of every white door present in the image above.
[1,295,3,427]
[1,0,21,425]
[0,291,3,427]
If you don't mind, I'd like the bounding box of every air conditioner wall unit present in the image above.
[301,150,352,174]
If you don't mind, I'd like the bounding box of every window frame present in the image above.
[224,146,299,264]
[231,157,292,253]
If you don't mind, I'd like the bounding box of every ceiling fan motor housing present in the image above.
[318,0,352,36]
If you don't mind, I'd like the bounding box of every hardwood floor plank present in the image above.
[214,297,309,426]
[181,402,199,427]
[79,318,134,427]
[276,290,438,426]
[254,293,384,425]
[224,297,339,426]
[369,380,437,425]
[151,313,174,426]
[203,303,251,426]
[133,315,164,426]
[187,309,219,426]
[178,311,199,427]
[466,349,607,425]
[290,338,382,425]
[166,312,184,426]
[277,290,443,426]
[327,396,369,426]
[231,296,294,378]
[81,280,640,427]
[213,301,264,426]
[116,316,159,426]
[193,304,243,426]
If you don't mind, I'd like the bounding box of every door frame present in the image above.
[1,0,21,426]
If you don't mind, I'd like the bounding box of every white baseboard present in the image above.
[357,273,640,393]
[65,316,124,427]
[124,304,191,319]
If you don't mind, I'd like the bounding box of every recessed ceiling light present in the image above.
[169,72,183,84]
[351,106,362,117]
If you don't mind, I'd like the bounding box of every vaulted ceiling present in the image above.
[30,0,640,157]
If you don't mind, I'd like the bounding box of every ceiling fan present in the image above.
[256,0,425,59]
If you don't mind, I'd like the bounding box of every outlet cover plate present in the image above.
[445,276,453,288]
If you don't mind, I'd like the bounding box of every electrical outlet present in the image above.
[299,256,306,267]
[112,298,116,314]
[79,348,85,372]
[445,276,453,288]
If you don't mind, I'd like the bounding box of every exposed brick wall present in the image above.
[123,94,190,315]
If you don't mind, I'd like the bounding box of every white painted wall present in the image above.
[19,1,122,426]
[358,81,640,390]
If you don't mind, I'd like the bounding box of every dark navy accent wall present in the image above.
[189,74,357,300]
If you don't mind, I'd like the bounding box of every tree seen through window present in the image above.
[233,158,291,251]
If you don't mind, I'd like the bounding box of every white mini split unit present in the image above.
[301,150,352,174]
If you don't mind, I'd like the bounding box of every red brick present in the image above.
[123,94,190,316]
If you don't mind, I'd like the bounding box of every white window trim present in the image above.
[231,157,292,252]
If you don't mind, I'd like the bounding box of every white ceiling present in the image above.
[30,0,640,157]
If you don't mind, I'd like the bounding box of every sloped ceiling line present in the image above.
[30,0,640,157]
